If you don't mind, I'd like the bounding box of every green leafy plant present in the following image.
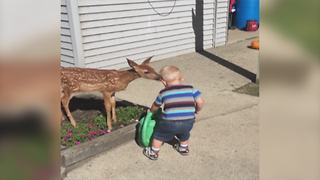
[61,106,145,147]
[116,106,145,125]
[93,114,107,129]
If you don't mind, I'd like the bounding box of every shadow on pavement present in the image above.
[198,50,257,83]
[192,0,257,83]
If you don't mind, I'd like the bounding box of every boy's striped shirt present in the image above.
[153,85,201,121]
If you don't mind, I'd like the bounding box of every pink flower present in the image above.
[98,130,105,135]
[75,141,80,145]
[67,129,72,133]
[89,131,97,136]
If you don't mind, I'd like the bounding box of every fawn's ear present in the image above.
[127,58,138,67]
[142,56,153,64]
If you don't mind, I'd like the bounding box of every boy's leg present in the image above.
[152,138,163,149]
[179,140,189,153]
[143,138,163,160]
[180,140,189,146]
[174,133,190,156]
[174,138,190,156]
[150,138,163,154]
[174,120,195,155]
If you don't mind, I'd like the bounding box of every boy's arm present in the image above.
[150,93,162,113]
[150,103,160,113]
[192,88,204,114]
[195,97,205,114]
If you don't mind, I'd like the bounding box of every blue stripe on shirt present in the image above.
[154,96,162,105]
[163,109,195,114]
[193,90,201,99]
[162,93,194,101]
[162,112,195,118]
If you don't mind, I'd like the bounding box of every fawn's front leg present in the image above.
[103,92,112,132]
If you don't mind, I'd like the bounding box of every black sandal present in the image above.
[143,147,159,160]
[173,144,189,156]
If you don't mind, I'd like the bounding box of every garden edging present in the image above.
[61,122,137,177]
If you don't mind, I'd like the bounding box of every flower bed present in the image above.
[61,106,145,147]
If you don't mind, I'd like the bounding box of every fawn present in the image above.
[61,57,160,132]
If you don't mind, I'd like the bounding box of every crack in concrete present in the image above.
[197,103,258,122]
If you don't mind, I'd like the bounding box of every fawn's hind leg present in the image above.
[61,92,77,127]
[111,93,117,123]
[103,92,112,132]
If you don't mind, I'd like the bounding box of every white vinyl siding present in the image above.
[61,0,75,66]
[61,0,228,68]
[214,0,229,47]
[79,0,215,69]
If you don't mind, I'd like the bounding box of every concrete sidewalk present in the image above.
[65,39,259,180]
[227,29,259,45]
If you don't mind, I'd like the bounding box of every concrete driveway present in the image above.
[65,39,259,180]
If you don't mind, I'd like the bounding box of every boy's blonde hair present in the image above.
[160,66,182,82]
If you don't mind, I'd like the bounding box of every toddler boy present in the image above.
[143,66,204,160]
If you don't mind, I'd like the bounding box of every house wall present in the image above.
[61,0,229,69]
[214,0,229,47]
[61,0,75,66]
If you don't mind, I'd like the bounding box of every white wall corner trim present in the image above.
[66,0,85,67]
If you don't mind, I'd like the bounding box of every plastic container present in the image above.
[235,0,260,29]
[246,20,259,31]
